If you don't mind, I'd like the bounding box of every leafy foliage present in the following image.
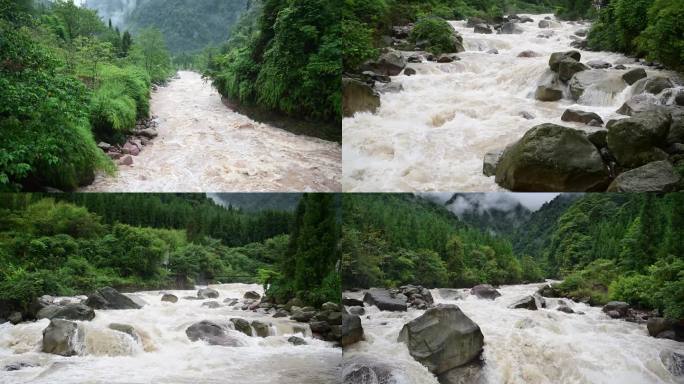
[409,17,459,55]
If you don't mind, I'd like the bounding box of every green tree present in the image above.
[130,28,172,84]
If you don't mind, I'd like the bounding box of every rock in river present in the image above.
[42,319,81,356]
[495,124,610,191]
[561,109,604,125]
[470,284,501,300]
[86,287,142,310]
[342,78,380,117]
[568,70,627,101]
[186,320,243,347]
[363,288,407,311]
[607,161,681,192]
[606,111,671,168]
[341,314,364,347]
[398,304,484,375]
[197,288,219,299]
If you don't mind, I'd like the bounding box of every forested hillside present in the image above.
[0,0,172,191]
[342,193,683,320]
[0,193,297,315]
[207,0,341,128]
[209,193,302,212]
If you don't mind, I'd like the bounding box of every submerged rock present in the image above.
[535,86,563,102]
[398,304,483,374]
[569,70,627,101]
[495,124,610,191]
[197,288,219,299]
[632,76,674,95]
[161,293,178,303]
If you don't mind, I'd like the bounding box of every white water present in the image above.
[342,14,679,192]
[343,283,684,384]
[0,284,340,384]
[84,71,341,192]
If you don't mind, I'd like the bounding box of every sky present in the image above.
[421,193,561,211]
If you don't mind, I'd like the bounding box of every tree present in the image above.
[74,36,113,87]
[121,31,133,57]
[130,28,172,83]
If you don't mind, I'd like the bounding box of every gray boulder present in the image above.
[666,107,684,144]
[495,124,610,191]
[607,111,671,168]
[38,304,94,321]
[398,304,484,374]
[622,68,647,85]
[363,288,407,311]
[201,301,221,309]
[561,109,604,125]
[535,86,563,102]
[86,287,141,310]
[549,51,581,72]
[483,149,504,177]
[607,161,680,192]
[186,320,243,346]
[569,70,627,101]
[616,94,663,116]
[633,76,674,95]
[287,336,307,346]
[558,60,588,82]
[508,295,545,310]
[557,305,574,314]
[342,78,381,117]
[362,49,406,76]
[197,288,219,299]
[647,317,676,337]
[586,60,611,69]
[230,318,253,336]
[470,284,501,300]
[341,314,364,346]
[499,22,523,34]
[42,319,81,356]
[474,24,492,34]
[660,350,684,376]
[243,291,261,300]
[109,323,140,343]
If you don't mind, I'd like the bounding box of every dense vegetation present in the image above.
[0,0,173,191]
[587,0,684,71]
[342,193,683,321]
[265,194,341,306]
[207,0,341,128]
[341,194,543,289]
[0,193,300,314]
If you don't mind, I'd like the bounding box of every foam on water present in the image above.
[342,14,679,192]
[343,283,684,384]
[0,284,340,384]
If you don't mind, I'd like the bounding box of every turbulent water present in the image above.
[84,71,341,192]
[342,14,679,192]
[343,283,684,384]
[0,284,340,384]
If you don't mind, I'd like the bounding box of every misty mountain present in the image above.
[81,0,249,54]
[208,193,302,212]
[438,193,533,235]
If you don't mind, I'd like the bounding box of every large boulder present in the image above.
[495,124,610,191]
[363,288,407,311]
[632,76,674,95]
[607,161,681,192]
[251,320,270,338]
[86,287,141,310]
[362,49,406,76]
[667,107,684,145]
[561,109,604,125]
[398,304,484,374]
[647,317,676,338]
[558,60,588,83]
[186,321,243,347]
[606,111,671,168]
[622,68,647,85]
[568,70,627,101]
[616,94,663,116]
[342,78,381,117]
[470,284,501,300]
[602,301,629,318]
[474,24,492,34]
[229,318,253,336]
[38,304,95,321]
[42,319,81,356]
[243,291,261,300]
[341,314,364,346]
[161,294,178,303]
[508,295,545,310]
[535,86,563,102]
[549,51,581,72]
[197,288,219,299]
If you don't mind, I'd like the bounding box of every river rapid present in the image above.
[342,14,680,192]
[84,71,341,192]
[0,284,340,384]
[343,283,684,384]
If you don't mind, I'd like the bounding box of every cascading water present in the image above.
[342,14,680,192]
[83,71,341,192]
[343,283,684,384]
[0,284,340,384]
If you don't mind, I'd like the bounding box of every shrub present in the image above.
[410,16,459,55]
[638,0,684,71]
[609,273,654,309]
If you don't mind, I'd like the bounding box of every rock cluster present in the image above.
[97,116,160,166]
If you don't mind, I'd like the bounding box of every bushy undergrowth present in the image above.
[410,16,459,55]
